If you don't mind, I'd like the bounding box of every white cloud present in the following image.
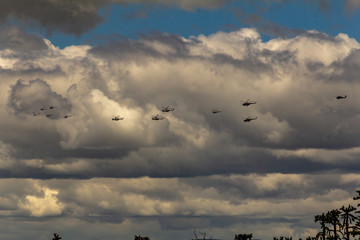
[271,147,360,164]
[0,26,360,240]
[265,31,359,66]
[19,188,63,217]
[193,28,262,59]
[4,175,355,219]
[0,174,356,239]
[1,27,360,177]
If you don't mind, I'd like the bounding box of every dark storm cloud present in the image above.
[0,0,228,36]
[0,0,359,38]
[0,0,107,35]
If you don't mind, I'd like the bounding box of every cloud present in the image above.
[1,26,360,239]
[230,1,360,40]
[346,0,360,14]
[7,78,71,118]
[0,175,357,239]
[0,0,359,38]
[0,27,360,178]
[0,25,47,51]
[19,187,63,217]
[0,0,228,36]
[0,0,106,36]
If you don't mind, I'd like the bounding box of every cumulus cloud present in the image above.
[0,26,360,239]
[0,175,358,239]
[0,25,47,51]
[19,187,63,217]
[7,78,71,118]
[0,27,360,178]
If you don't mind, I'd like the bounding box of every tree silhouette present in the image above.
[235,233,253,240]
[52,233,62,240]
[340,205,357,240]
[351,190,360,238]
[326,209,342,240]
[134,235,149,240]
[315,213,330,240]
[193,228,212,240]
[273,237,292,240]
[353,190,360,203]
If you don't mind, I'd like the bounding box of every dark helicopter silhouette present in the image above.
[243,116,257,122]
[152,114,164,120]
[46,114,53,118]
[112,115,124,121]
[64,115,71,118]
[161,106,175,112]
[211,108,222,114]
[49,105,57,109]
[240,99,257,106]
[336,95,347,99]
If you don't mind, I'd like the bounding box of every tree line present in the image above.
[50,190,360,240]
[236,190,360,240]
[313,190,360,240]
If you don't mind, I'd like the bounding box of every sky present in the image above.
[1,0,360,240]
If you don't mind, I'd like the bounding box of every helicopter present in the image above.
[152,114,164,120]
[40,107,47,111]
[211,108,222,114]
[243,116,257,122]
[112,115,124,121]
[240,99,257,106]
[46,114,53,118]
[49,105,57,109]
[32,112,40,116]
[161,106,175,112]
[336,95,347,99]
[64,115,71,118]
